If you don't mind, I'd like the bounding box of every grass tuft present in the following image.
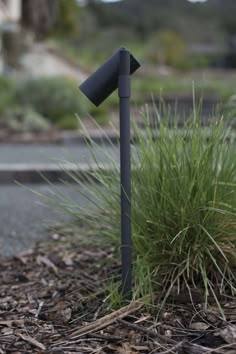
[41,104,236,315]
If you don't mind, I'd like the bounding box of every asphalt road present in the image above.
[0,183,93,258]
[0,144,119,164]
[0,144,120,258]
[0,143,136,258]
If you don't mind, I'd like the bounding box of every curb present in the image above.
[0,162,112,184]
[0,129,119,184]
[0,128,234,184]
[62,130,119,145]
[0,130,119,146]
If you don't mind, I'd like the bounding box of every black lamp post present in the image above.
[79,47,140,298]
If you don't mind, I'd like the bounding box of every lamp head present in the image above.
[79,47,140,106]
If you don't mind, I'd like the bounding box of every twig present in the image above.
[118,318,177,345]
[35,300,44,319]
[182,342,221,354]
[118,319,228,354]
[158,341,185,354]
[91,333,123,342]
[68,299,144,339]
[50,335,117,348]
[204,342,236,354]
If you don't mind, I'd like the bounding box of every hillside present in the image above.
[86,0,236,40]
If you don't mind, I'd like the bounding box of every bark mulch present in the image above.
[0,230,236,354]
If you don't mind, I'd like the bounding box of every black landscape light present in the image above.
[79,47,140,299]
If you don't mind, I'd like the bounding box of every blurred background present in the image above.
[0,0,236,257]
[0,0,236,136]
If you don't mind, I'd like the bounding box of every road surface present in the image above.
[0,183,94,258]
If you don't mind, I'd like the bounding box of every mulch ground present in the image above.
[0,229,236,354]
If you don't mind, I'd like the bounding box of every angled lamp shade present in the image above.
[79,47,140,107]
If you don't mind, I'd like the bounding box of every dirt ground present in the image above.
[0,227,236,354]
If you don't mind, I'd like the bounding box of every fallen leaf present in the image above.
[117,342,138,354]
[52,233,60,240]
[134,315,151,324]
[0,296,12,304]
[0,319,24,328]
[60,307,72,323]
[190,322,210,331]
[220,325,236,344]
[1,327,14,335]
[62,255,74,266]
[131,345,149,351]
[47,301,72,324]
[165,329,172,337]
[0,320,13,327]
[224,302,236,309]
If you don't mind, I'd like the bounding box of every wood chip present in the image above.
[17,333,46,351]
[220,325,236,344]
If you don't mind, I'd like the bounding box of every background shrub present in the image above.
[14,76,87,124]
[146,30,187,69]
[130,114,236,308]
[55,0,79,36]
[88,103,110,126]
[5,106,50,133]
[0,76,16,115]
[55,115,79,130]
[225,95,236,128]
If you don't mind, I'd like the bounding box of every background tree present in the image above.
[55,0,79,36]
[21,0,59,37]
[147,30,186,68]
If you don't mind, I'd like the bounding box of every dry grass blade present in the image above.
[68,299,144,339]
[158,341,185,354]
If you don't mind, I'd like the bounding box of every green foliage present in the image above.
[223,15,236,35]
[105,279,124,310]
[14,77,87,124]
[88,104,110,126]
[146,30,186,68]
[0,76,16,115]
[133,74,235,104]
[130,111,236,311]
[62,29,140,70]
[55,0,79,36]
[5,106,50,133]
[85,0,236,40]
[46,104,236,312]
[187,54,210,70]
[224,95,236,128]
[55,115,79,130]
[77,0,236,70]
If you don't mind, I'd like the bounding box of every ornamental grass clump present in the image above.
[46,105,236,312]
[130,109,236,310]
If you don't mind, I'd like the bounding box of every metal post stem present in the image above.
[118,48,132,299]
